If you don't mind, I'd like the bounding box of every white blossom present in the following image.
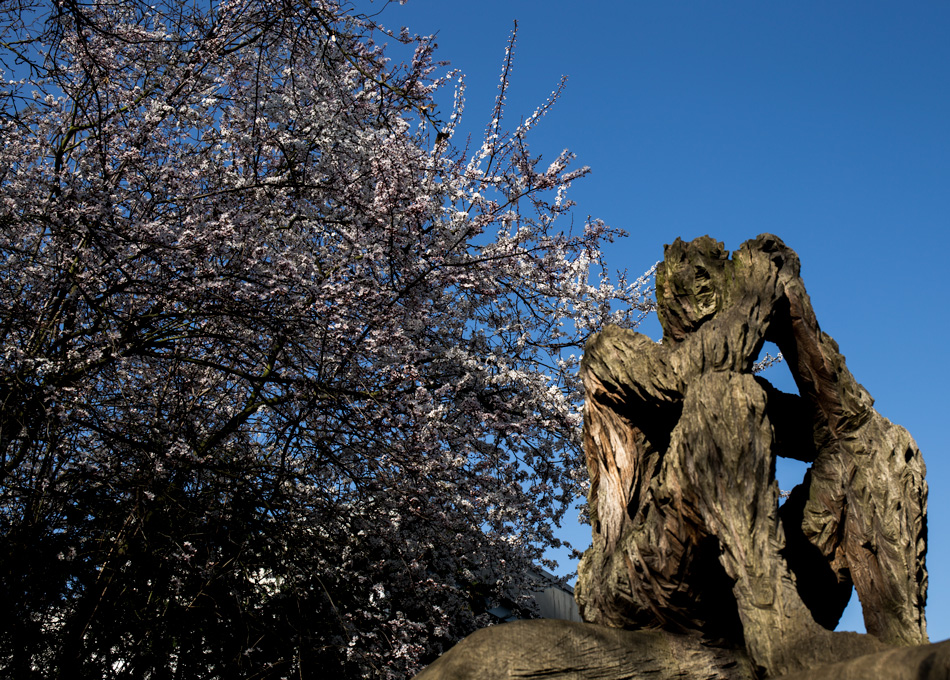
[0,4,652,678]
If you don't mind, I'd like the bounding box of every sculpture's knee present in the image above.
[671,372,774,507]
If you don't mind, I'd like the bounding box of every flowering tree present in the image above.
[0,1,652,677]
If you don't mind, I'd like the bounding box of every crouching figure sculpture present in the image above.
[575,234,927,676]
[417,234,933,680]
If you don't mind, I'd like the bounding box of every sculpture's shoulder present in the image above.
[581,325,671,401]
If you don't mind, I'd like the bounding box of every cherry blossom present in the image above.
[0,1,652,677]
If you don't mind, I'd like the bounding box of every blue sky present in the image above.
[380,1,950,639]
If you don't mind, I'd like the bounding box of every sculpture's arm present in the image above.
[755,377,818,462]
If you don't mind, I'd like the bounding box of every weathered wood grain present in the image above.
[575,234,927,676]
[414,620,756,680]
